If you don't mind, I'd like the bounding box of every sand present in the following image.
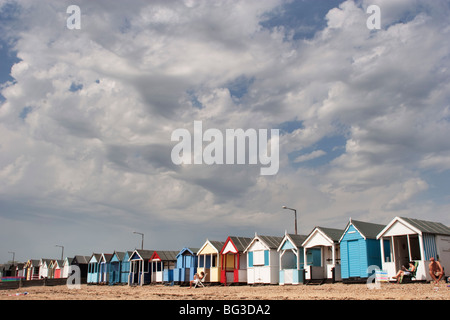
[1,281,449,300]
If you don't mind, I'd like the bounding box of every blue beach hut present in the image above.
[174,247,199,284]
[87,253,101,284]
[120,251,132,284]
[339,219,385,281]
[109,251,125,285]
[99,253,113,284]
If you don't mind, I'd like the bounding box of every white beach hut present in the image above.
[301,227,344,283]
[244,234,283,285]
[376,216,450,281]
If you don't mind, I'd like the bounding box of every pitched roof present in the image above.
[400,217,450,235]
[130,249,154,260]
[341,219,386,241]
[89,253,102,263]
[316,227,344,242]
[226,236,253,252]
[112,251,126,261]
[151,251,179,261]
[283,234,308,248]
[177,247,200,257]
[257,235,283,249]
[40,259,53,266]
[72,255,89,264]
[208,240,226,251]
[101,254,113,262]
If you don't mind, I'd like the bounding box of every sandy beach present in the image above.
[1,282,449,300]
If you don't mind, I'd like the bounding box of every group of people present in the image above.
[393,257,445,284]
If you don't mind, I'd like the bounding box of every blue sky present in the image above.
[1,0,450,264]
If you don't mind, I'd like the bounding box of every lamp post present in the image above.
[282,206,297,235]
[55,245,64,260]
[133,232,144,250]
[8,251,15,265]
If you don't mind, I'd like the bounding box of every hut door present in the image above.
[254,267,263,283]
[394,236,409,271]
[348,240,360,278]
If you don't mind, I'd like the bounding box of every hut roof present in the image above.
[257,235,284,249]
[72,255,89,264]
[280,233,308,249]
[223,236,253,253]
[112,251,126,261]
[340,219,386,241]
[208,241,226,251]
[177,247,200,257]
[89,253,102,263]
[151,251,179,261]
[302,227,345,247]
[130,249,154,261]
[40,259,53,266]
[399,217,450,235]
[316,227,344,242]
[245,234,284,252]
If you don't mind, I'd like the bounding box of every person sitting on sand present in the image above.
[393,261,415,283]
[429,257,444,285]
[189,271,205,288]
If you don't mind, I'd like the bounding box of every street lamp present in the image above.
[133,231,144,250]
[282,206,298,235]
[8,251,15,265]
[55,245,64,260]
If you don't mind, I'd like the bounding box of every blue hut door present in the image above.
[348,240,360,278]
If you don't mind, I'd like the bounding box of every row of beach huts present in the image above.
[2,216,450,286]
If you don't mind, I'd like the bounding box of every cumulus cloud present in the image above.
[1,0,450,262]
[293,150,326,163]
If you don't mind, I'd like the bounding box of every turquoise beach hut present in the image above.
[173,247,199,284]
[87,253,101,284]
[109,251,125,285]
[99,253,113,284]
[120,251,132,284]
[339,219,385,282]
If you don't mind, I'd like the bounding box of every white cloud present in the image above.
[1,0,450,262]
[293,150,326,163]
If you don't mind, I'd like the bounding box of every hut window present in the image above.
[253,250,265,266]
[211,255,217,267]
[199,255,204,268]
[383,238,392,262]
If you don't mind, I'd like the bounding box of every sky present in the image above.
[1,0,450,264]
